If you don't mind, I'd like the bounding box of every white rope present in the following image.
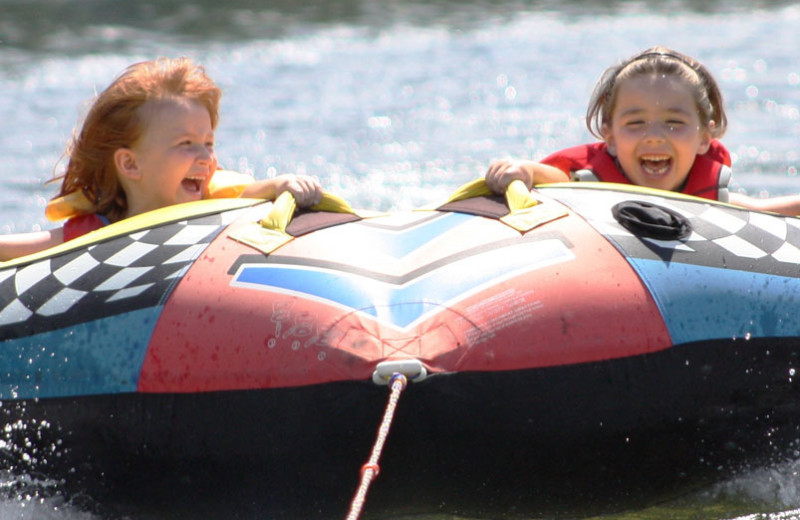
[345,373,408,520]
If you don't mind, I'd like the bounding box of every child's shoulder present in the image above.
[206,170,255,199]
[705,140,731,167]
[542,142,608,170]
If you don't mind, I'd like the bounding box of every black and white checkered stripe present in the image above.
[545,187,800,278]
[0,210,243,341]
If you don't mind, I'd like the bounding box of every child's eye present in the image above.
[625,121,645,130]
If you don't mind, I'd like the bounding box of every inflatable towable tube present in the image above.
[1,180,799,518]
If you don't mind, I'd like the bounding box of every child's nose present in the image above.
[642,122,667,140]
[197,145,214,162]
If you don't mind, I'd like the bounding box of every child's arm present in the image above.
[729,192,800,216]
[240,174,323,208]
[485,160,569,194]
[0,228,64,262]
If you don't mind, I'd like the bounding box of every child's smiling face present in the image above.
[118,97,217,217]
[602,73,713,192]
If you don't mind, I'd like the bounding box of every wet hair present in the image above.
[53,57,221,222]
[585,46,727,141]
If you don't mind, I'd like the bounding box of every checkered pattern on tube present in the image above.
[544,187,800,279]
[0,212,233,341]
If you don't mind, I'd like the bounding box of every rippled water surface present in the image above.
[2,0,800,518]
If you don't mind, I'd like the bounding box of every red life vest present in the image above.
[541,140,732,201]
[63,214,110,242]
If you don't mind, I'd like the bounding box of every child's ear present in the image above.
[697,121,715,155]
[601,123,617,156]
[114,148,141,180]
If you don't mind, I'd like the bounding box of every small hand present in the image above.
[277,174,323,208]
[485,160,535,194]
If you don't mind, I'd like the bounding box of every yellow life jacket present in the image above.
[45,169,255,222]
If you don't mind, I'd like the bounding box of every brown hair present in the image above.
[586,46,727,140]
[54,57,221,222]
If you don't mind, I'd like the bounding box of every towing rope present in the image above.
[345,372,408,520]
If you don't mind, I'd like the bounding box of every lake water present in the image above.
[1,0,800,518]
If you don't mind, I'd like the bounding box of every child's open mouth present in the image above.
[640,155,672,176]
[181,175,205,194]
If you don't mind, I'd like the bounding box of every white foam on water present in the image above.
[0,472,97,520]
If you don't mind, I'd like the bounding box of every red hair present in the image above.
[54,57,221,222]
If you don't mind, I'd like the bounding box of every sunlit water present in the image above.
[2,0,800,518]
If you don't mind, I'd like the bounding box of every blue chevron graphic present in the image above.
[232,238,574,329]
[348,212,473,257]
